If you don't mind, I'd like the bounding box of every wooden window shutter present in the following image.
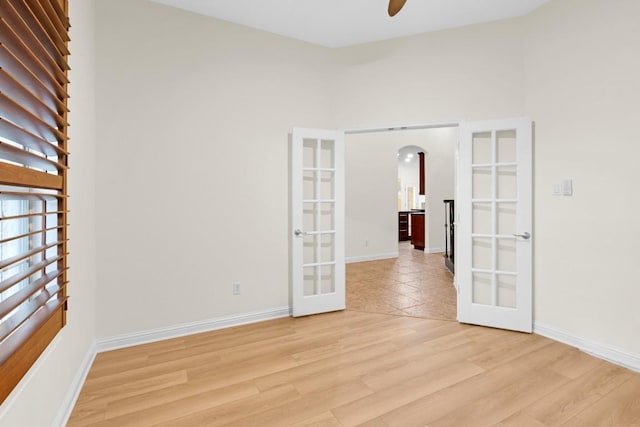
[0,0,70,404]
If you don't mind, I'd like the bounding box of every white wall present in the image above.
[94,0,337,338]
[524,0,640,355]
[331,17,526,127]
[346,128,456,260]
[0,0,99,425]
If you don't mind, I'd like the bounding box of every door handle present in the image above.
[294,229,308,237]
[513,232,531,240]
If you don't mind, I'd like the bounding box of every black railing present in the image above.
[444,200,455,273]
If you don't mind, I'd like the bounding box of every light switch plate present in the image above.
[553,179,573,196]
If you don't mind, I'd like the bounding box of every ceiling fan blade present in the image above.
[388,0,408,17]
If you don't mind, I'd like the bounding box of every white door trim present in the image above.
[342,120,461,135]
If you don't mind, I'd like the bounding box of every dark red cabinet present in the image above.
[410,213,425,250]
[398,211,410,241]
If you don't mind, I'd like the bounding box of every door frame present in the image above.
[292,118,533,331]
[344,121,460,135]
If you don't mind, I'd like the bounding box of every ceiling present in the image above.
[149,0,549,48]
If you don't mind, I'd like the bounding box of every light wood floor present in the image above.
[69,310,640,426]
[347,241,457,320]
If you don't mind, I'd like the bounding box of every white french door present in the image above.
[291,128,345,317]
[457,118,533,332]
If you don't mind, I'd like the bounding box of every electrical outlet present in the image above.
[365,240,369,247]
[232,283,241,295]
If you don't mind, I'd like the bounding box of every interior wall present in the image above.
[524,0,640,355]
[331,17,526,127]
[346,128,456,260]
[0,0,99,425]
[94,0,337,338]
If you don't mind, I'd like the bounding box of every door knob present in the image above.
[513,232,531,240]
[294,229,307,237]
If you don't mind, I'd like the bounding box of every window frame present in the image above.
[0,0,70,404]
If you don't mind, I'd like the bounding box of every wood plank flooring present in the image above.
[347,241,457,320]
[69,310,640,426]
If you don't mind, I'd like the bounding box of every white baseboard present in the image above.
[534,322,640,373]
[346,252,398,264]
[27,308,640,427]
[95,306,291,353]
[424,247,444,254]
[54,344,97,427]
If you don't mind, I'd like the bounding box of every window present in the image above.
[0,0,70,403]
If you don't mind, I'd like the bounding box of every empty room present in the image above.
[1,0,639,425]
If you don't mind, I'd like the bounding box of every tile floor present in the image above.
[346,241,457,321]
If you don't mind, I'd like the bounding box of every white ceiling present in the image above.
[149,0,549,48]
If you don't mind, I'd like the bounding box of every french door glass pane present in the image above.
[320,265,335,294]
[320,234,335,263]
[303,171,316,200]
[303,267,317,297]
[472,132,492,164]
[472,272,492,305]
[472,203,491,234]
[497,166,517,199]
[303,265,336,296]
[472,167,492,199]
[303,138,316,168]
[303,203,315,231]
[497,275,517,308]
[303,204,335,232]
[497,238,517,272]
[472,238,492,270]
[319,203,335,231]
[497,203,516,235]
[303,235,317,265]
[496,129,517,163]
[320,171,335,200]
[320,140,335,169]
[302,234,336,264]
[304,171,335,200]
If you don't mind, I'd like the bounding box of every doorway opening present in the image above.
[344,126,458,321]
[397,145,425,251]
[291,118,532,333]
